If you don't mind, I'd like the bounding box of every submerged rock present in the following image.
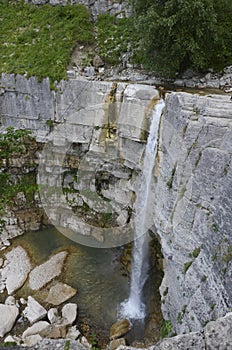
[110,319,131,340]
[23,296,47,324]
[29,251,68,290]
[110,338,126,350]
[46,324,66,339]
[0,246,32,294]
[45,282,77,306]
[0,303,19,337]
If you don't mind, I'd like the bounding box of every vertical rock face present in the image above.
[2,72,232,337]
[0,73,160,247]
[153,92,232,333]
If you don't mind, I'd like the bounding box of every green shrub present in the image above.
[160,320,172,338]
[129,0,232,77]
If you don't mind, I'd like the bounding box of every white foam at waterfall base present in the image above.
[119,98,165,321]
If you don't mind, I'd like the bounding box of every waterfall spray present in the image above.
[120,98,165,320]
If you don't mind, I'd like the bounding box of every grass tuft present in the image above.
[0,2,94,83]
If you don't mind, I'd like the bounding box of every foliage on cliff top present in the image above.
[0,1,94,82]
[129,0,232,77]
[96,14,137,65]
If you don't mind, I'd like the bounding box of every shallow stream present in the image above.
[0,226,163,346]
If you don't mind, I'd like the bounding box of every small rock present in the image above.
[47,308,60,324]
[66,326,81,340]
[61,303,77,326]
[46,282,77,306]
[109,338,126,350]
[80,335,91,347]
[99,67,105,74]
[23,296,47,324]
[23,334,43,346]
[22,321,50,339]
[20,297,27,305]
[4,240,11,247]
[84,66,95,77]
[93,55,104,68]
[4,335,19,344]
[66,70,76,79]
[5,296,16,305]
[47,324,66,339]
[0,258,3,268]
[110,319,131,340]
[29,251,68,290]
[0,304,19,337]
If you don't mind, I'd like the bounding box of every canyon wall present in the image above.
[1,73,232,335]
[0,73,159,248]
[153,91,232,334]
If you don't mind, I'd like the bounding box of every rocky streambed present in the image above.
[0,227,163,348]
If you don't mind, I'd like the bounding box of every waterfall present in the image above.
[120,98,165,320]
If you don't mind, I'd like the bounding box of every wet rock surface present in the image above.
[110,319,131,340]
[29,251,68,290]
[45,282,77,306]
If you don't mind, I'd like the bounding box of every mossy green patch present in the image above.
[160,320,172,338]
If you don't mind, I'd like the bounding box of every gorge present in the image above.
[1,70,232,349]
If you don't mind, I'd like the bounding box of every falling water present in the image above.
[120,98,165,320]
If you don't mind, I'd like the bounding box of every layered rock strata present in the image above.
[153,92,232,333]
[1,74,232,338]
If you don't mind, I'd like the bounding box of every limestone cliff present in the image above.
[1,73,232,339]
[154,92,232,333]
[0,74,160,248]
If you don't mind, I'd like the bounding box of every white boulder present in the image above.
[23,296,47,324]
[0,304,19,337]
[29,251,68,290]
[1,246,32,294]
[61,303,77,326]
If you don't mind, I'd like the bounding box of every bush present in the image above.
[129,0,232,77]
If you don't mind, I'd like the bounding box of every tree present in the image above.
[131,0,232,77]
